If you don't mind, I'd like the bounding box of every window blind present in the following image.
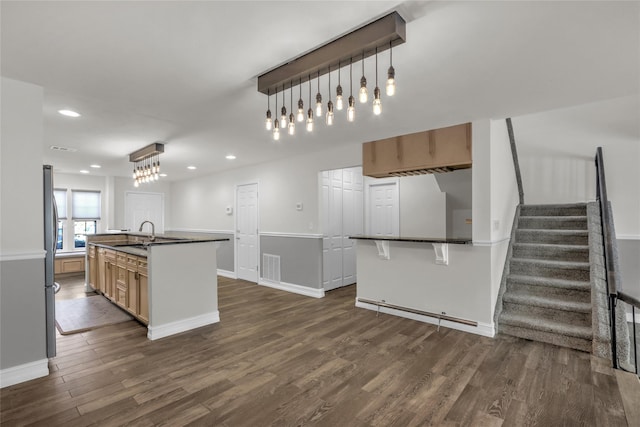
[54,189,67,219]
[72,190,101,220]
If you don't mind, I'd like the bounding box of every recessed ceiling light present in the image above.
[79,170,89,174]
[90,164,101,168]
[225,155,236,160]
[187,166,197,170]
[58,109,81,118]
[159,173,168,177]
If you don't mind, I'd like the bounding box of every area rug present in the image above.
[55,295,133,335]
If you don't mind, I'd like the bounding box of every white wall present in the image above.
[170,143,361,234]
[399,175,447,237]
[515,95,640,238]
[0,77,48,384]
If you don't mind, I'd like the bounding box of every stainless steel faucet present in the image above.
[138,220,156,241]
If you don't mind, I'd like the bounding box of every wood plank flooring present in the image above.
[2,276,639,426]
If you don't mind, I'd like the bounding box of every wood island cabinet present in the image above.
[88,244,149,325]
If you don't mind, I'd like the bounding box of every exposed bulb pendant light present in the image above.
[386,40,396,96]
[315,71,323,117]
[347,58,355,122]
[359,51,368,103]
[280,85,287,128]
[288,81,295,136]
[336,61,344,111]
[265,89,272,130]
[373,47,382,116]
[297,77,304,122]
[273,87,280,140]
[326,65,334,126]
[306,75,314,132]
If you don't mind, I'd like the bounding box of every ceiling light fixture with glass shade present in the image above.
[257,11,405,140]
[129,142,164,188]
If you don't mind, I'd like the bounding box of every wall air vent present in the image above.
[49,145,78,152]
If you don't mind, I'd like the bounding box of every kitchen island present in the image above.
[86,232,229,340]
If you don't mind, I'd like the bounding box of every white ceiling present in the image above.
[2,1,638,181]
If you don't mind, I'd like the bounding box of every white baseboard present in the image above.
[259,279,325,298]
[147,311,220,341]
[217,269,236,279]
[0,358,49,388]
[355,300,495,338]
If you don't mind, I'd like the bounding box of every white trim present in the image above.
[259,278,325,298]
[472,237,510,247]
[0,250,46,262]
[617,235,640,240]
[217,269,236,279]
[355,300,495,338]
[259,232,323,239]
[169,228,234,234]
[147,311,220,340]
[0,359,49,388]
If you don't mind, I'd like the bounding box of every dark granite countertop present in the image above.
[348,236,472,244]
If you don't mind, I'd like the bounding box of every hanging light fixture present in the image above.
[373,47,382,116]
[297,77,304,122]
[336,61,344,111]
[265,89,272,130]
[326,65,334,126]
[130,142,164,187]
[273,87,280,140]
[315,71,323,117]
[306,75,314,132]
[280,85,287,128]
[256,11,406,140]
[386,40,396,96]
[359,51,368,103]
[288,81,295,136]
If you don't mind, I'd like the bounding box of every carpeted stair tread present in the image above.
[518,216,588,230]
[510,257,590,270]
[503,290,592,313]
[507,274,590,291]
[512,243,589,262]
[513,243,589,251]
[499,311,592,339]
[517,229,589,236]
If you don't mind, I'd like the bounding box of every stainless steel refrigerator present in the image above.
[43,165,57,358]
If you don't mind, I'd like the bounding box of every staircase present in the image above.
[498,203,593,352]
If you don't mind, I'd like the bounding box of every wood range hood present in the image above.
[362,122,472,178]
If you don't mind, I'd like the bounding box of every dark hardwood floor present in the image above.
[2,275,639,426]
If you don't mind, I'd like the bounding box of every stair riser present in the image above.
[502,301,591,325]
[512,245,589,262]
[499,325,592,353]
[516,231,588,245]
[518,217,587,230]
[509,262,590,281]
[520,206,587,217]
[507,282,591,302]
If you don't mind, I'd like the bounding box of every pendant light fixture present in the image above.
[288,81,295,136]
[306,75,314,132]
[373,47,382,116]
[348,58,355,122]
[326,65,334,126]
[280,85,287,128]
[386,41,396,96]
[359,51,368,103]
[315,71,323,117]
[336,61,344,111]
[130,142,164,187]
[297,77,304,122]
[273,87,280,140]
[265,89,272,130]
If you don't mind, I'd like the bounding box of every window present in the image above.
[72,190,101,249]
[54,189,67,250]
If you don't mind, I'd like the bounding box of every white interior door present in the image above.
[321,167,363,291]
[125,192,164,233]
[368,181,399,237]
[236,183,259,283]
